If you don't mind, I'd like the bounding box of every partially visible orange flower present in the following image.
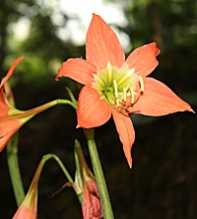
[0,57,58,152]
[0,57,25,151]
[57,14,193,167]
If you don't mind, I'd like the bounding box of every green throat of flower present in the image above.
[93,63,144,114]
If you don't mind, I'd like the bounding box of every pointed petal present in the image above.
[126,42,160,77]
[0,133,13,152]
[133,77,194,116]
[0,56,24,89]
[0,118,21,151]
[0,90,8,116]
[77,86,111,128]
[56,58,96,85]
[86,14,125,70]
[112,110,135,167]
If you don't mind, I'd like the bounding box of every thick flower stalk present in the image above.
[57,14,193,167]
[74,140,102,219]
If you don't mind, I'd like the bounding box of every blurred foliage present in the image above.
[0,0,197,218]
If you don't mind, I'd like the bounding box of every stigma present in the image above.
[93,63,144,115]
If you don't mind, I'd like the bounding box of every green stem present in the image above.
[36,99,76,111]
[21,98,76,118]
[6,98,76,207]
[85,129,114,219]
[26,153,74,206]
[44,154,74,184]
[7,134,25,206]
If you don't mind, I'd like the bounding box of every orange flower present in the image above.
[0,57,57,152]
[0,57,25,151]
[57,14,193,167]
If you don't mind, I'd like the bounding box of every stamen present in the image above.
[93,63,143,111]
[93,74,104,87]
[116,99,120,106]
[107,62,112,82]
[131,89,135,104]
[113,80,118,98]
[139,76,144,93]
[123,88,127,101]
[118,68,135,86]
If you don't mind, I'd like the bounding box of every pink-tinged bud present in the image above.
[74,140,103,219]
[82,179,102,219]
[13,206,37,219]
[12,190,37,219]
[12,154,50,219]
[12,168,38,219]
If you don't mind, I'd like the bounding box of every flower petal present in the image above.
[0,133,13,152]
[112,110,135,168]
[77,86,111,128]
[0,56,24,89]
[0,118,21,151]
[126,42,160,77]
[82,180,102,219]
[12,206,36,219]
[0,90,8,117]
[133,77,194,116]
[56,58,96,85]
[86,14,125,70]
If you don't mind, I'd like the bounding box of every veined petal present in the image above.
[112,110,135,168]
[77,86,111,128]
[0,118,21,151]
[0,56,24,89]
[56,58,96,85]
[0,91,8,116]
[133,77,194,116]
[0,132,13,152]
[126,42,160,77]
[86,14,125,70]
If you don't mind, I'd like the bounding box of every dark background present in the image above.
[0,0,197,218]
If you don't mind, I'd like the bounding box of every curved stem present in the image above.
[6,98,76,207]
[34,99,76,111]
[20,98,76,118]
[85,129,114,219]
[7,134,25,206]
[43,154,74,184]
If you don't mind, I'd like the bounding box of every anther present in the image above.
[139,76,144,93]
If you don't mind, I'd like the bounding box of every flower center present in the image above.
[92,63,144,115]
